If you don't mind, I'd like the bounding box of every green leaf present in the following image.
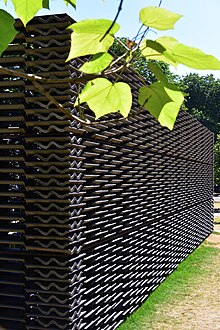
[80,53,113,74]
[11,0,45,26]
[141,36,220,70]
[140,6,182,30]
[140,39,177,67]
[164,37,220,70]
[64,0,76,8]
[0,10,17,56]
[148,62,169,83]
[66,19,120,61]
[138,81,184,130]
[75,78,132,119]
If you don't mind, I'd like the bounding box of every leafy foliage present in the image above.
[11,0,46,26]
[179,73,220,184]
[140,7,182,31]
[138,62,184,129]
[139,81,184,130]
[110,37,177,84]
[0,10,17,55]
[180,73,220,135]
[67,19,120,60]
[141,38,177,67]
[75,78,132,119]
[0,1,220,131]
[141,36,220,70]
[80,53,113,74]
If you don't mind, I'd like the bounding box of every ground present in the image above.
[118,224,220,330]
[207,224,220,248]
[140,226,220,330]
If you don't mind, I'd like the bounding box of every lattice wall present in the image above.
[0,14,213,330]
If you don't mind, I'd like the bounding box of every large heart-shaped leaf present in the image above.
[0,10,17,56]
[11,0,45,26]
[75,78,132,119]
[140,6,182,30]
[166,37,220,69]
[67,19,120,61]
[147,62,169,83]
[80,53,113,74]
[140,39,177,66]
[141,36,220,70]
[138,81,184,130]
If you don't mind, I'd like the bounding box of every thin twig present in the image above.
[108,38,132,68]
[133,24,144,43]
[110,52,127,67]
[0,65,132,85]
[32,77,137,127]
[0,57,143,127]
[31,79,90,124]
[104,64,125,75]
[137,27,150,47]
[100,0,124,42]
[0,65,133,127]
[0,66,101,84]
[0,66,47,82]
[0,66,91,124]
[115,37,131,51]
[158,0,163,7]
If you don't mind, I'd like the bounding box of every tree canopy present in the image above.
[180,74,220,136]
[178,73,220,186]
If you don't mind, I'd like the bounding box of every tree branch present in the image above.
[30,79,90,124]
[0,66,92,124]
[0,66,132,127]
[0,66,47,82]
[0,66,100,84]
[100,0,124,42]
[0,61,136,127]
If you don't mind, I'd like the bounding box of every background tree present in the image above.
[180,73,220,136]
[178,73,220,187]
[111,37,177,84]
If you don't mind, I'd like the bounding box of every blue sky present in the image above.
[1,0,220,78]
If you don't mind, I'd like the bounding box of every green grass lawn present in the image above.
[117,243,219,330]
